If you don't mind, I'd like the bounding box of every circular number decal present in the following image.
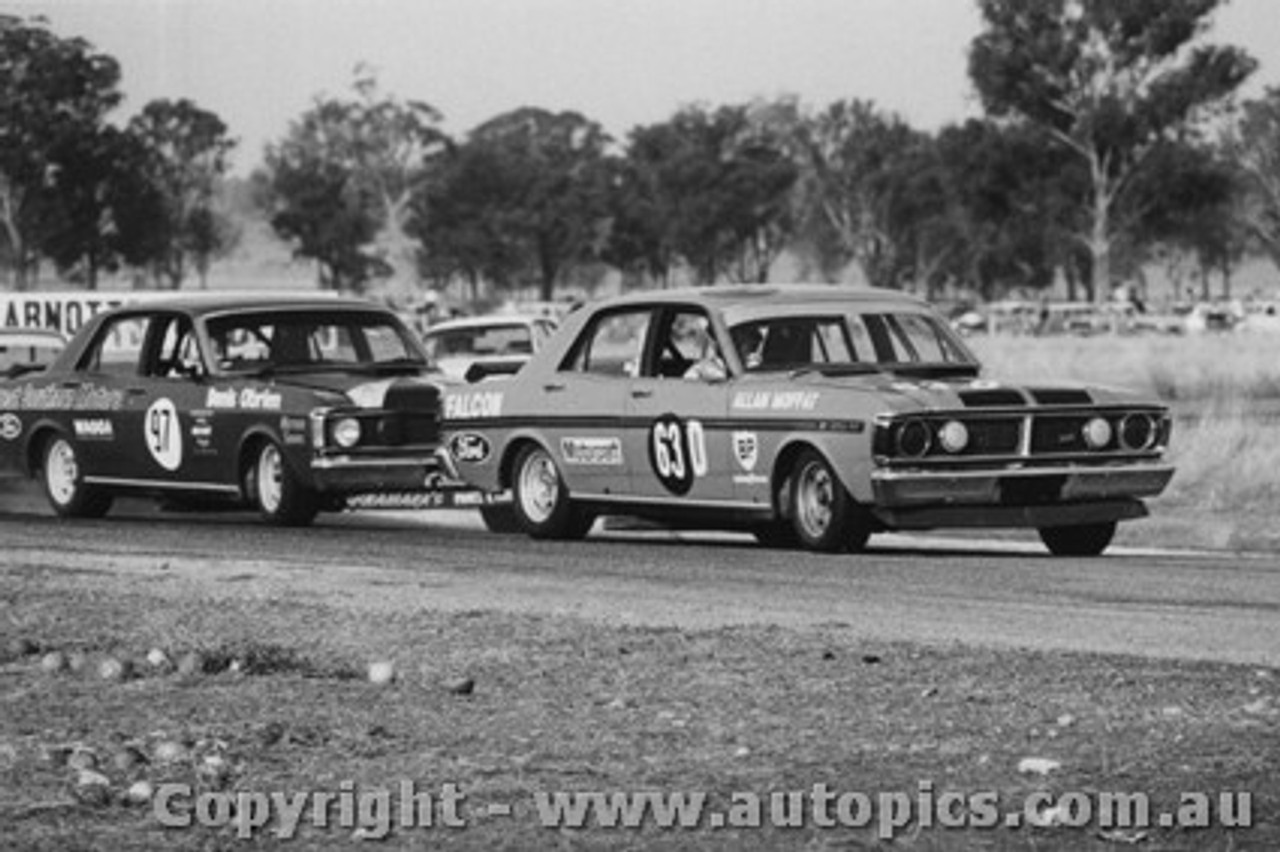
[145,398,183,471]
[648,415,707,495]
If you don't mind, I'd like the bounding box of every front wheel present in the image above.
[787,449,871,553]
[248,441,319,526]
[41,435,112,518]
[511,444,594,539]
[1038,521,1116,557]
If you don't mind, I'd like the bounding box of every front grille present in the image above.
[964,418,1022,454]
[1030,415,1092,453]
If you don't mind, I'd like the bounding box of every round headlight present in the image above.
[896,419,931,458]
[937,420,970,454]
[332,417,361,448]
[1081,416,1113,450]
[1119,413,1157,451]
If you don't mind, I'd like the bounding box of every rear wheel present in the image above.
[787,448,871,553]
[1038,521,1116,557]
[41,436,112,518]
[511,444,594,539]
[248,440,319,527]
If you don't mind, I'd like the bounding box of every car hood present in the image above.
[738,369,1155,412]
[267,371,453,409]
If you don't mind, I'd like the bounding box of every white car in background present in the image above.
[0,328,67,378]
[422,314,559,382]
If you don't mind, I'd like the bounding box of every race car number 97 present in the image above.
[649,415,706,495]
[145,398,183,471]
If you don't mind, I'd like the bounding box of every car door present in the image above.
[623,307,734,503]
[84,312,221,488]
[539,306,654,498]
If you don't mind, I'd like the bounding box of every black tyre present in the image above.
[1038,521,1116,557]
[247,440,319,527]
[41,435,112,518]
[787,448,871,553]
[479,503,521,534]
[511,443,594,539]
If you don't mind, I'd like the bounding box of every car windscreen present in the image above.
[206,310,427,374]
[729,312,977,374]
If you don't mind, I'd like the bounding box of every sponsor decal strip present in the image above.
[443,415,865,433]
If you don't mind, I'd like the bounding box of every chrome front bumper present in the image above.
[871,462,1175,509]
[308,448,461,494]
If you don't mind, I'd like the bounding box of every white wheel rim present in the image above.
[46,439,78,505]
[257,445,284,513]
[795,461,833,538]
[518,450,559,524]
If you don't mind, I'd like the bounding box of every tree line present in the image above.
[3,1,1279,305]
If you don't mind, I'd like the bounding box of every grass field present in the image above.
[969,332,1280,552]
[1,585,1276,850]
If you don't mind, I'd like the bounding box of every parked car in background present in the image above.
[441,285,1174,556]
[0,328,67,378]
[0,294,485,525]
[422,314,558,382]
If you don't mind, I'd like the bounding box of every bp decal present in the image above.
[648,414,707,495]
[145,397,183,471]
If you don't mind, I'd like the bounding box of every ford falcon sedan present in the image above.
[442,285,1175,556]
[0,294,470,525]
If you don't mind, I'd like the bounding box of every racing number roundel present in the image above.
[145,398,182,472]
[648,414,707,495]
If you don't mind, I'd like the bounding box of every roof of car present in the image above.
[102,292,381,319]
[599,284,928,309]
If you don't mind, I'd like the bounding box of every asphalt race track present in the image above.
[2,479,1277,668]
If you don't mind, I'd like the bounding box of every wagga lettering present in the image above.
[444,391,504,420]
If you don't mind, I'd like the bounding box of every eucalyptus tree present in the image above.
[0,15,122,288]
[969,0,1255,301]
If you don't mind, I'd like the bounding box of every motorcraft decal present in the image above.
[280,416,309,447]
[444,390,504,420]
[731,390,820,412]
[560,436,623,466]
[0,382,125,412]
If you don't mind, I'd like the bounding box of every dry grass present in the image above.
[970,332,1280,551]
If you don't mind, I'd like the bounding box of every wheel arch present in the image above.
[24,421,68,478]
[495,431,549,491]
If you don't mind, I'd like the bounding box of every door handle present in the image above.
[543,383,565,393]
[630,389,653,399]
[125,387,148,396]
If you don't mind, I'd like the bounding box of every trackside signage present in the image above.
[0,292,153,338]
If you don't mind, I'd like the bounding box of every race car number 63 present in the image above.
[649,415,707,495]
[145,398,183,472]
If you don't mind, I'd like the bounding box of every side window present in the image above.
[652,310,718,378]
[149,316,204,379]
[564,309,651,377]
[78,315,151,377]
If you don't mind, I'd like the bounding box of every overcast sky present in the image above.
[11,0,1280,174]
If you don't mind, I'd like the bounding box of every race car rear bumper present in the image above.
[869,462,1174,529]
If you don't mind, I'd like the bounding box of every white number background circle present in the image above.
[145,397,183,471]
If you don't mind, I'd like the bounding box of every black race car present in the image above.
[0,293,472,525]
